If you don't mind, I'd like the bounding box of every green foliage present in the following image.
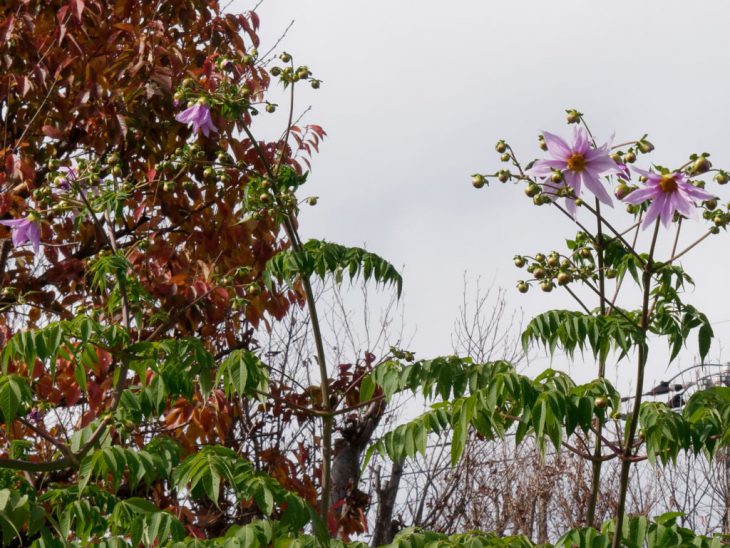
[1,316,129,378]
[363,358,620,465]
[172,446,313,531]
[0,375,33,425]
[384,528,535,547]
[380,514,723,547]
[521,309,641,362]
[264,239,403,297]
[216,349,270,400]
[640,386,730,464]
[77,441,180,493]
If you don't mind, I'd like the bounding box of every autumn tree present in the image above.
[0,0,405,544]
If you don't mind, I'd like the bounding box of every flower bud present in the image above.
[705,198,718,211]
[540,281,554,292]
[516,281,529,293]
[533,267,546,280]
[307,196,318,206]
[550,171,564,184]
[547,254,559,268]
[637,139,654,154]
[311,79,321,89]
[614,183,631,200]
[514,256,526,268]
[524,183,540,197]
[605,268,617,279]
[566,109,582,124]
[497,170,510,183]
[279,52,292,63]
[270,66,282,77]
[471,174,486,189]
[691,156,711,175]
[535,253,546,263]
[623,150,636,164]
[556,272,571,286]
[495,140,507,154]
[500,153,511,162]
[266,103,276,113]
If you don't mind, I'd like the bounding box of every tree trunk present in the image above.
[371,459,404,547]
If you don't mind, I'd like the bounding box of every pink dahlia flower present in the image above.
[623,167,715,229]
[175,102,218,137]
[527,127,622,215]
[0,216,41,254]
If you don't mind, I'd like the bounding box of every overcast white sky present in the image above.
[237,1,730,393]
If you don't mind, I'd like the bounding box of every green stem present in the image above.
[241,120,334,522]
[587,200,607,527]
[612,219,660,548]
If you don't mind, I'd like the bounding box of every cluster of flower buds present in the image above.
[390,346,416,362]
[513,233,613,294]
[269,52,321,88]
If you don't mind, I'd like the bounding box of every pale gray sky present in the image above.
[239,1,730,391]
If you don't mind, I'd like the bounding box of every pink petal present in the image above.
[630,166,658,181]
[526,159,566,176]
[656,193,674,228]
[563,171,581,195]
[28,223,41,254]
[541,131,571,160]
[641,196,663,229]
[580,170,613,206]
[670,191,696,221]
[623,187,658,205]
[572,127,590,154]
[564,197,578,218]
[0,219,28,228]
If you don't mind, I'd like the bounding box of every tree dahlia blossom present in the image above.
[527,127,622,215]
[0,215,41,253]
[175,101,218,137]
[623,167,715,229]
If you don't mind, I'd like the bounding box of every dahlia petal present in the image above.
[0,219,29,228]
[682,184,714,202]
[572,127,590,154]
[670,191,694,219]
[622,187,659,205]
[27,223,41,254]
[630,166,658,181]
[541,131,571,160]
[526,159,566,176]
[580,171,613,206]
[641,196,663,229]
[564,197,578,218]
[656,193,674,228]
[562,171,581,195]
[175,107,196,123]
[585,153,622,175]
[11,225,28,247]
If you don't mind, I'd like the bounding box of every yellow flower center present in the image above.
[566,153,586,172]
[659,175,678,193]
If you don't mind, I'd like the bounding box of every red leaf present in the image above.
[41,125,63,140]
[17,76,31,97]
[0,15,15,43]
[69,0,85,22]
